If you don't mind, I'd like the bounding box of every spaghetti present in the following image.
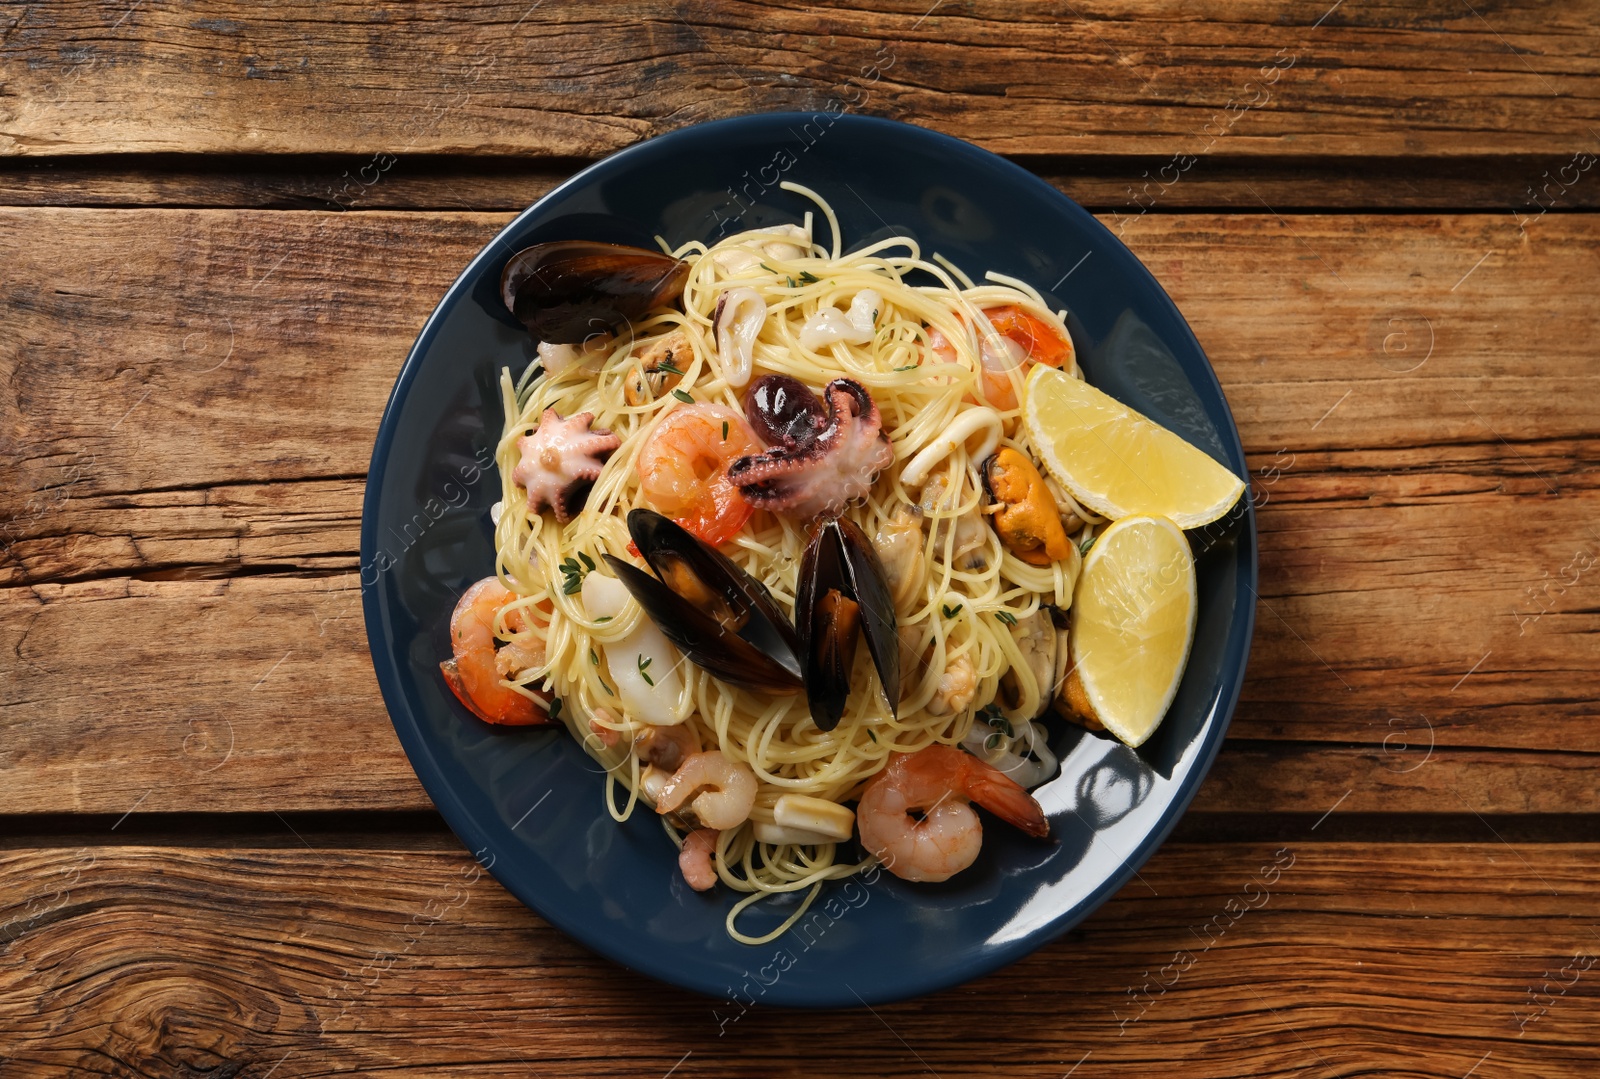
[482,183,1098,943]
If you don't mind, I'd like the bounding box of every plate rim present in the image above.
[361,110,1258,1008]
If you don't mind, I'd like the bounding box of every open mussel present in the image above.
[602,509,802,693]
[796,517,900,732]
[501,241,689,344]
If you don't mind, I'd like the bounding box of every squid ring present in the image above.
[898,406,1003,487]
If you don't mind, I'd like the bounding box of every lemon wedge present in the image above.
[1022,366,1244,528]
[1064,516,1196,748]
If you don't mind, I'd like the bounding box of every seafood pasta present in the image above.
[441,184,1107,944]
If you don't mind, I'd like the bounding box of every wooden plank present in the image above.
[1,842,1595,1075]
[0,478,364,585]
[2,208,1594,812]
[0,572,1592,816]
[5,446,1596,753]
[0,575,427,815]
[2,207,1594,514]
[1196,744,1600,815]
[3,2,1598,160]
[0,209,498,503]
[1120,211,1600,449]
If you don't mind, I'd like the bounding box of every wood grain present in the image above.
[1,206,1595,814]
[1,842,1596,1076]
[7,156,1600,212]
[4,208,1594,512]
[1,570,1585,817]
[5,6,1594,1071]
[0,575,426,815]
[3,1,1598,160]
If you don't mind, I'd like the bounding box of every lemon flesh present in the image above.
[1023,366,1245,528]
[1069,516,1197,748]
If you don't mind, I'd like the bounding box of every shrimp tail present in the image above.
[439,658,552,726]
[963,753,1051,838]
[680,828,720,891]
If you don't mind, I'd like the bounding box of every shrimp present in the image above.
[896,623,977,717]
[588,716,621,750]
[926,306,1074,412]
[857,745,1049,882]
[655,750,758,830]
[679,828,720,891]
[439,577,551,725]
[637,403,761,546]
[634,723,700,772]
[925,651,977,718]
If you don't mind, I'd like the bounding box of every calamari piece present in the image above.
[798,289,881,351]
[580,571,690,726]
[713,287,763,388]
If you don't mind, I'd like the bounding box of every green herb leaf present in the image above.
[637,654,655,686]
[871,308,879,323]
[656,359,684,375]
[786,276,796,289]
[548,697,563,720]
[1080,535,1097,555]
[760,262,778,274]
[589,649,599,666]
[798,271,820,284]
[894,363,919,372]
[600,680,614,696]
[867,729,878,743]
[593,615,612,624]
[941,603,963,619]
[672,388,695,404]
[721,420,730,441]
[985,732,1002,750]
[995,610,1018,627]
[560,552,592,596]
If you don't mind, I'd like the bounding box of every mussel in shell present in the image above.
[501,241,690,344]
[603,509,803,693]
[796,517,900,732]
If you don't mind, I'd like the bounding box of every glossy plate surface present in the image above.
[361,112,1257,1007]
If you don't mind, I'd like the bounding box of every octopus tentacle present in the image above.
[513,407,621,524]
[729,377,893,522]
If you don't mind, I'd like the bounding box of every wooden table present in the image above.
[3,3,1597,1074]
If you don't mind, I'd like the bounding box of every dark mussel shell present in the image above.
[602,509,802,693]
[796,517,900,731]
[501,241,689,344]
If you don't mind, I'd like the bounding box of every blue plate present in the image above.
[362,112,1256,1007]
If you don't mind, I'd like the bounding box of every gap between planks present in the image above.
[3,811,1597,850]
[3,154,1600,213]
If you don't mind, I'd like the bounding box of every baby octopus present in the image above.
[512,407,621,524]
[728,375,893,522]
